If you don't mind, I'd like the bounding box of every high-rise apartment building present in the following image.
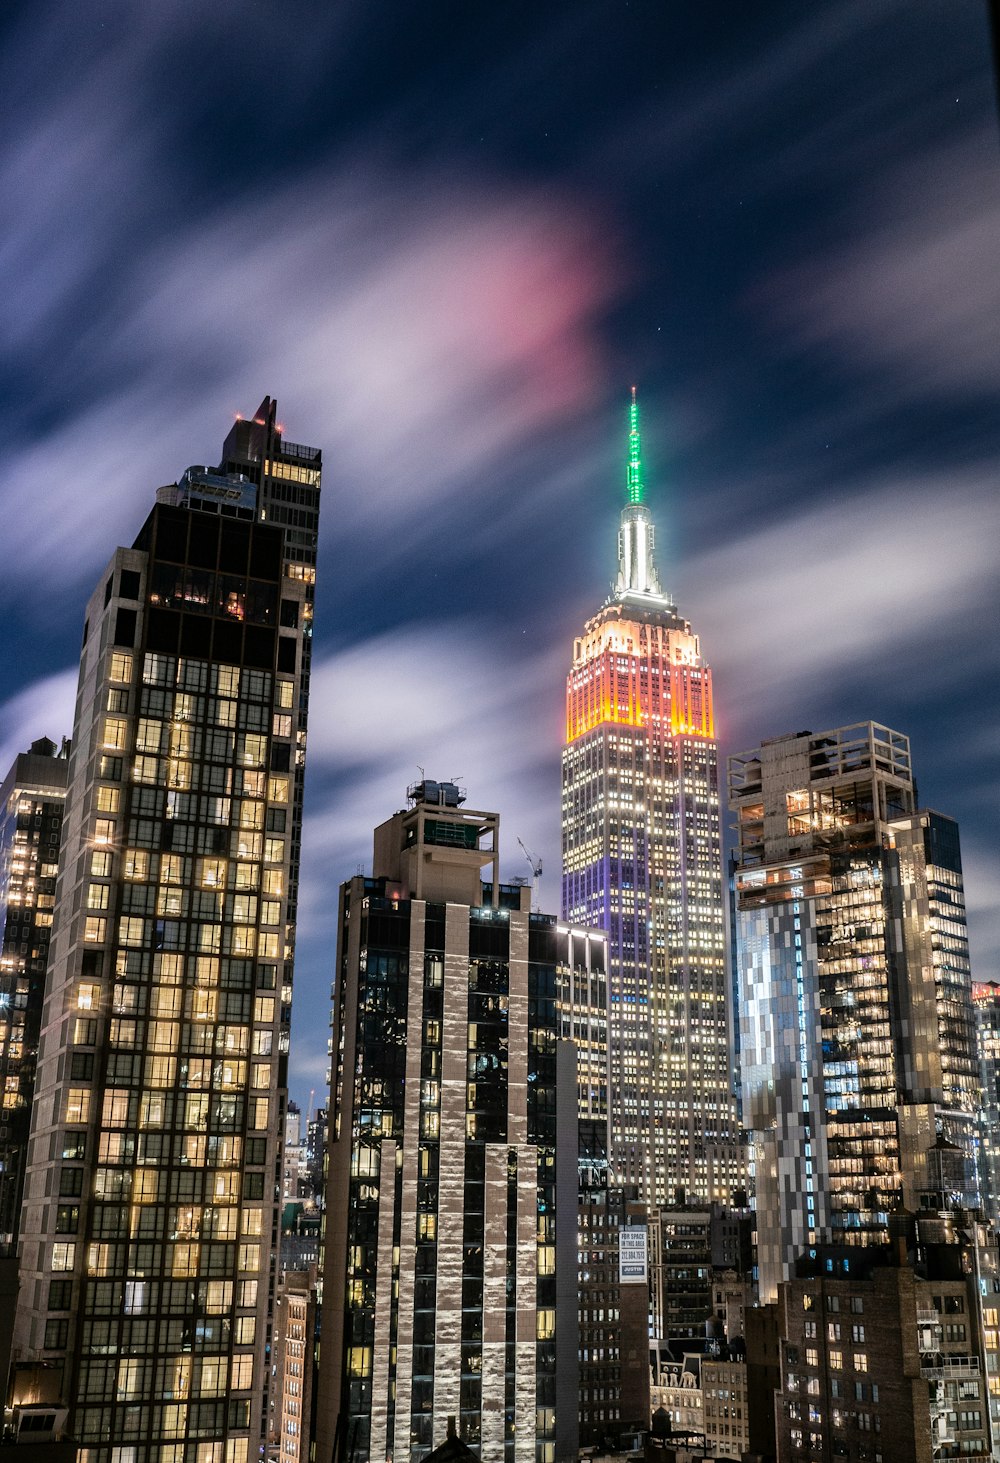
[269,1265,318,1463]
[12,402,320,1462]
[772,1211,1000,1463]
[0,739,69,1256]
[561,389,742,1209]
[318,780,602,1463]
[973,983,1000,1221]
[729,722,981,1301]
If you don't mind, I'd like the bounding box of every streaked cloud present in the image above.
[684,467,999,745]
[0,667,77,776]
[298,622,565,924]
[760,135,1000,398]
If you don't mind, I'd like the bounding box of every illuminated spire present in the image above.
[626,385,644,505]
[615,385,668,602]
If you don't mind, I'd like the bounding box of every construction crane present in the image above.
[517,838,543,912]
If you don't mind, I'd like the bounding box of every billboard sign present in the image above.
[619,1224,647,1284]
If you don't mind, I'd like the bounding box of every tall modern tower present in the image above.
[728,722,982,1302]
[0,739,69,1257]
[561,390,742,1210]
[318,780,602,1463]
[12,402,320,1463]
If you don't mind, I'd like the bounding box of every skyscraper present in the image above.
[12,402,320,1462]
[728,722,981,1301]
[0,739,69,1257]
[561,389,742,1209]
[318,780,603,1463]
[973,982,1000,1220]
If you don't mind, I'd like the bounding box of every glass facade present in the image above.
[0,741,68,1253]
[729,724,982,1302]
[13,403,319,1463]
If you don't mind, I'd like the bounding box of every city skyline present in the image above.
[1,3,998,1110]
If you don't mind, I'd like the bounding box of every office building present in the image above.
[729,723,981,1301]
[561,388,742,1210]
[318,780,599,1463]
[12,401,320,1462]
[576,1186,650,1450]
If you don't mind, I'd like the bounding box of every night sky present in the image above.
[1,2,998,1109]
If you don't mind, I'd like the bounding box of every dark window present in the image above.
[246,580,277,625]
[243,1173,265,1200]
[277,636,296,673]
[70,1053,94,1081]
[180,616,212,658]
[104,575,114,606]
[44,1319,69,1349]
[119,570,141,600]
[59,1168,85,1197]
[249,529,282,581]
[219,522,251,573]
[154,507,188,562]
[244,626,276,668]
[114,608,137,647]
[146,608,180,654]
[279,599,299,628]
[270,744,291,773]
[188,516,220,569]
[48,1280,72,1311]
[266,808,286,832]
[211,619,242,664]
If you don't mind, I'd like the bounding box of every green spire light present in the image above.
[626,384,644,505]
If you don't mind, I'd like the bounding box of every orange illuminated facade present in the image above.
[566,618,715,744]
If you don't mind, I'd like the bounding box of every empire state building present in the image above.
[561,389,742,1208]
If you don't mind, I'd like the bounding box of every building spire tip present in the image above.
[626,386,644,506]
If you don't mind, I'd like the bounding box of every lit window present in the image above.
[65,1088,91,1123]
[102,719,128,751]
[230,1354,254,1391]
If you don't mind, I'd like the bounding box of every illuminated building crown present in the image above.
[615,387,670,604]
